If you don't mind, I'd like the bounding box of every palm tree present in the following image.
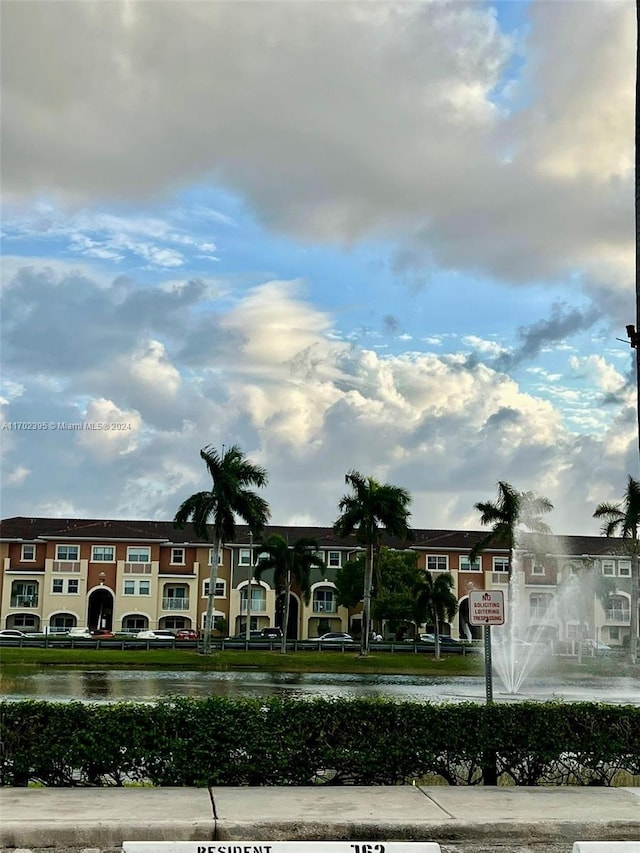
[593,475,640,665]
[254,534,325,652]
[334,470,412,656]
[469,481,553,574]
[174,445,270,654]
[413,571,458,660]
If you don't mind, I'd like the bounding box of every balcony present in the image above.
[491,572,509,585]
[162,597,190,611]
[240,600,266,613]
[52,561,81,573]
[124,563,152,574]
[606,609,630,623]
[313,601,337,613]
[10,594,39,608]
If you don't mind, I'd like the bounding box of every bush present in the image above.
[1,698,638,787]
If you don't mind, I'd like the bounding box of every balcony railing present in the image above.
[10,594,39,608]
[606,609,630,623]
[313,601,337,613]
[162,597,189,610]
[240,600,266,613]
[491,572,509,584]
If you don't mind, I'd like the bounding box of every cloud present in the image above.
[3,261,627,534]
[2,1,632,295]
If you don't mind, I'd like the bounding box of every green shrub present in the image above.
[1,698,638,787]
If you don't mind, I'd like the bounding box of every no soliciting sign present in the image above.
[468,590,505,626]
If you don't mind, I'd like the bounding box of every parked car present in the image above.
[91,629,115,639]
[312,632,354,643]
[225,628,283,642]
[136,629,176,640]
[67,627,92,639]
[415,634,464,653]
[0,629,27,638]
[582,639,611,653]
[175,629,199,641]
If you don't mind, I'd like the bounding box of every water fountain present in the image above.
[488,543,616,695]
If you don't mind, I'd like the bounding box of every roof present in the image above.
[0,516,629,557]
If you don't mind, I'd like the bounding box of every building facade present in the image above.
[0,516,637,648]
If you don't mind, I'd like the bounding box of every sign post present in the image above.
[468,590,505,704]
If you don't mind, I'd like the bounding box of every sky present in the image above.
[1,0,637,537]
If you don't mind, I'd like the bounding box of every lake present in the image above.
[2,669,639,704]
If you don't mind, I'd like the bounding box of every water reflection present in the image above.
[1,669,639,705]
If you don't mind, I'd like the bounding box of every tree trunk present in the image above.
[631,552,639,665]
[361,542,374,656]
[434,610,441,661]
[203,536,220,655]
[281,570,291,654]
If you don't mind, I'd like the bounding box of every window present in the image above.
[50,614,74,631]
[127,547,150,562]
[313,588,336,613]
[607,595,629,622]
[618,561,631,577]
[124,579,150,595]
[21,544,35,561]
[460,557,481,572]
[208,549,223,566]
[203,579,226,597]
[240,586,266,611]
[56,544,79,561]
[122,616,147,632]
[602,560,615,577]
[239,549,251,566]
[92,545,115,562]
[10,581,38,607]
[170,548,185,565]
[531,562,545,575]
[609,626,620,640]
[14,614,36,628]
[327,551,342,568]
[530,593,552,619]
[428,555,448,572]
[51,578,80,595]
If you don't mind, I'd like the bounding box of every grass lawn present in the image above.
[0,646,485,676]
[0,646,624,679]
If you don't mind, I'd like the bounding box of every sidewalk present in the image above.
[1,787,639,850]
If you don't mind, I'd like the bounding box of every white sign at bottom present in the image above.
[124,843,441,853]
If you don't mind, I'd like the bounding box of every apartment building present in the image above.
[0,516,637,647]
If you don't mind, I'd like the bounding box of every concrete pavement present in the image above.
[0,787,638,851]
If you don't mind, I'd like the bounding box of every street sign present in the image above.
[124,844,441,853]
[468,590,505,626]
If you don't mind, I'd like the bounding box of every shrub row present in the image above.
[1,698,639,787]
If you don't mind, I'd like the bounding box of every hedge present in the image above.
[1,698,639,787]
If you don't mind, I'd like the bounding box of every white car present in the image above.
[136,629,176,640]
[67,627,92,638]
[0,629,27,638]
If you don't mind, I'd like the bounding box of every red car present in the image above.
[91,629,115,639]
[175,629,199,641]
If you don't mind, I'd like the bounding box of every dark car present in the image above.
[175,629,199,641]
[91,629,115,639]
[417,634,464,652]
